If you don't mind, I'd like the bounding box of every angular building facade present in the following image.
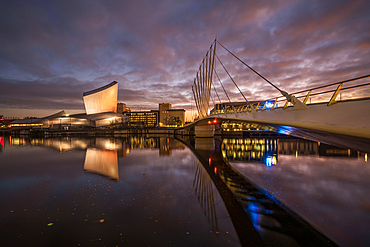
[83,81,118,114]
[10,81,128,130]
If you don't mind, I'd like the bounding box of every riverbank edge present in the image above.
[1,128,282,137]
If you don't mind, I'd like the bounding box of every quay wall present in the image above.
[2,128,175,136]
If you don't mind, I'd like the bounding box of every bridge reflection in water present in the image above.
[7,135,367,246]
[183,136,338,247]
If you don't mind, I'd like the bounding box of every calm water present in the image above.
[0,135,369,247]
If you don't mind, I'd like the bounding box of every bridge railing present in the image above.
[270,74,370,109]
[210,74,370,115]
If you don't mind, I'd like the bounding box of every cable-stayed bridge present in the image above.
[177,39,370,140]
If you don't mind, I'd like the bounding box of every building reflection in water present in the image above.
[84,148,119,181]
[221,137,368,166]
[6,135,185,180]
[221,138,278,167]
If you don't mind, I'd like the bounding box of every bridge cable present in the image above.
[216,54,255,112]
[217,40,308,109]
[210,62,223,112]
[214,68,237,115]
[212,62,228,116]
[209,87,216,110]
[217,41,282,93]
[212,78,222,105]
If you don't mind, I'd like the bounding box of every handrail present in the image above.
[290,82,370,100]
[281,74,370,96]
[209,74,370,115]
[265,75,370,107]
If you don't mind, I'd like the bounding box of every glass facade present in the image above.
[124,111,158,127]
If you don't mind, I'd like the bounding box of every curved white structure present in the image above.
[83,81,118,115]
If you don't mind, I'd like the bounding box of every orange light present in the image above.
[208,121,211,124]
[213,119,217,123]
[208,158,211,166]
[214,167,217,175]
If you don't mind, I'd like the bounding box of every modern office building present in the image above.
[158,103,185,127]
[159,103,171,126]
[167,109,185,126]
[124,110,159,127]
[116,103,185,127]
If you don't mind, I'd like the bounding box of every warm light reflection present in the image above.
[11,137,26,145]
[10,123,42,127]
[221,137,362,165]
[104,117,116,121]
[104,142,117,150]
[222,138,278,165]
[84,148,119,180]
[365,153,368,162]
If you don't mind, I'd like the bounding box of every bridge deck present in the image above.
[179,98,370,139]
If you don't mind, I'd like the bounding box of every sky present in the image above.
[0,0,369,120]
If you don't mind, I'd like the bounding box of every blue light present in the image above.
[264,101,274,109]
[277,125,295,135]
[265,156,277,167]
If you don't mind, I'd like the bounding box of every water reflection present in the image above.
[0,136,4,153]
[221,138,278,167]
[193,160,219,233]
[84,148,119,180]
[1,136,242,247]
[180,136,339,246]
[219,137,369,246]
[2,134,368,246]
[221,137,368,165]
[5,136,185,180]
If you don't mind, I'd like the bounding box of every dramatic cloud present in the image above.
[0,0,369,118]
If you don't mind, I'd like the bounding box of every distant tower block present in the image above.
[117,103,127,114]
[83,81,118,115]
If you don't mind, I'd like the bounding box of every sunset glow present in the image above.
[0,0,369,119]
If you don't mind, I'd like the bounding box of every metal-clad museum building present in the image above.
[10,81,129,129]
